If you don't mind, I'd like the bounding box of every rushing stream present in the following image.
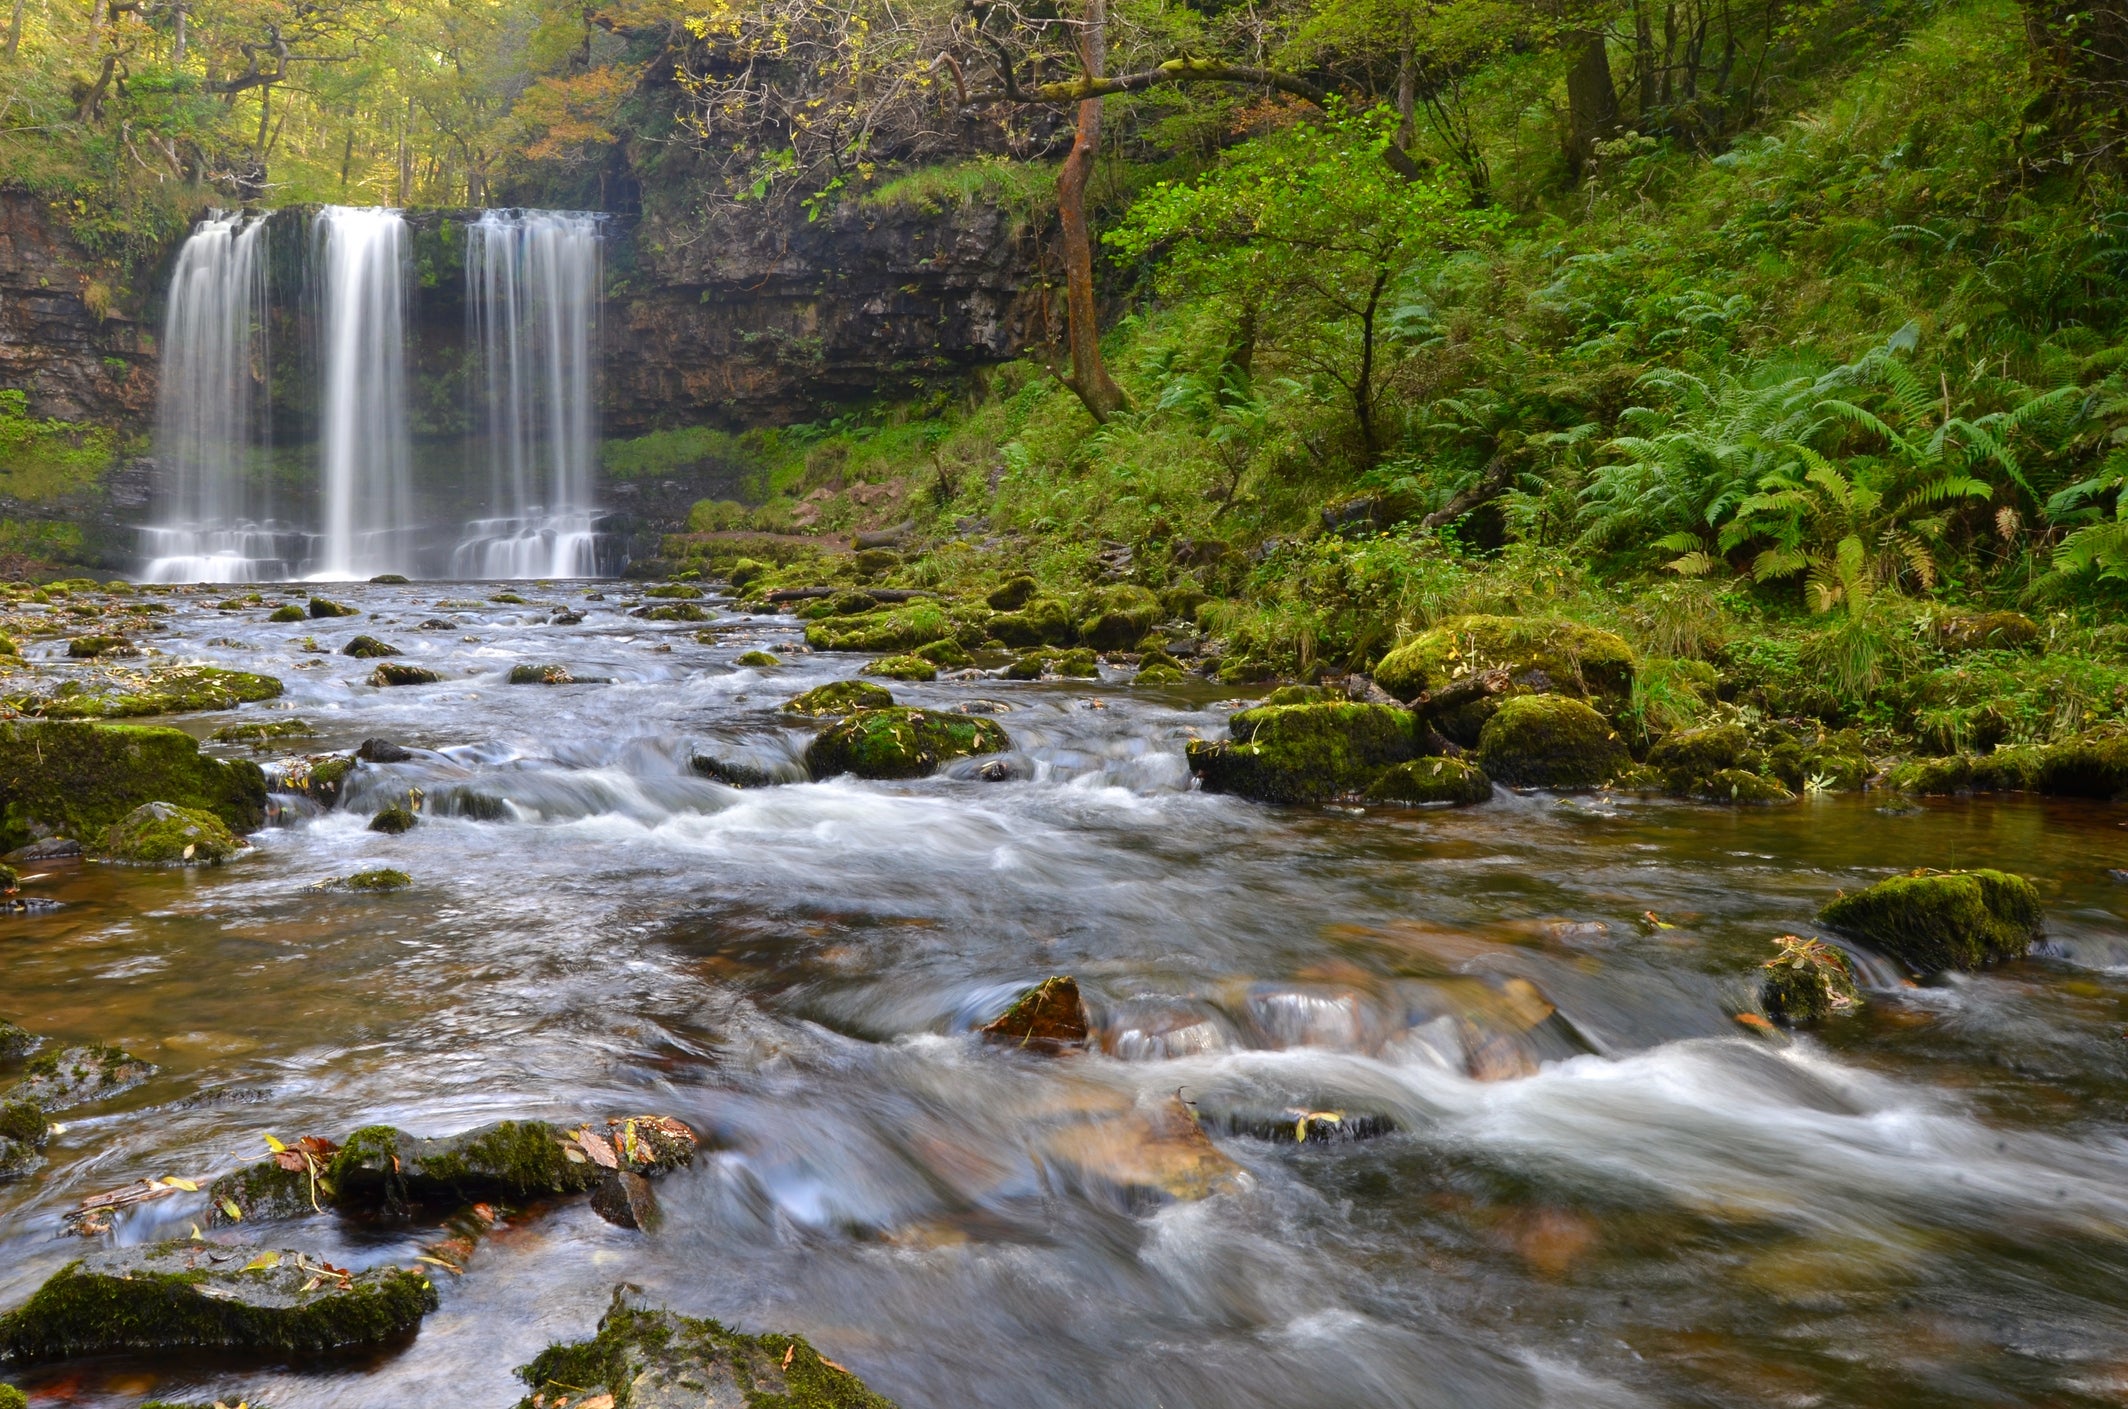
[6,581,2128,1407]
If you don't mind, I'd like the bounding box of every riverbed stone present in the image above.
[981,976,1090,1051]
[12,665,284,720]
[307,596,360,618]
[367,805,418,835]
[1188,702,1419,804]
[805,707,1010,780]
[1475,696,1626,790]
[1365,756,1493,806]
[1759,935,1863,1024]
[0,720,267,856]
[913,637,973,668]
[9,1044,157,1110]
[1818,869,2043,973]
[783,679,894,717]
[0,1099,52,1182]
[324,1116,701,1214]
[735,650,781,667]
[805,602,955,652]
[98,801,246,865]
[861,653,936,682]
[1371,614,1637,714]
[986,575,1039,611]
[507,662,574,684]
[1004,646,1099,680]
[66,634,135,659]
[268,604,306,622]
[370,662,443,687]
[515,1293,896,1409]
[342,635,401,659]
[0,1241,437,1365]
[1695,768,1795,805]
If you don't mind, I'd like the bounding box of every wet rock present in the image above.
[590,1170,659,1230]
[368,806,418,835]
[1034,1096,1245,1205]
[1931,610,2040,653]
[642,602,710,622]
[0,1241,437,1365]
[1647,723,1748,790]
[1201,1104,1395,1143]
[508,663,575,684]
[341,635,401,659]
[370,663,444,687]
[1759,935,1863,1024]
[735,650,781,667]
[1077,584,1162,651]
[340,868,411,892]
[417,617,454,630]
[15,665,284,720]
[1475,696,1626,791]
[0,1020,35,1062]
[325,1116,700,1214]
[0,720,267,856]
[98,801,246,865]
[1818,868,2043,974]
[690,752,783,788]
[1004,646,1099,680]
[913,637,973,668]
[0,1099,53,1182]
[1187,702,1418,804]
[1366,757,1493,806]
[783,679,895,717]
[205,1156,320,1225]
[514,1291,895,1409]
[66,634,136,659]
[980,976,1090,1051]
[10,1044,156,1110]
[268,604,306,623]
[645,583,705,600]
[4,838,79,863]
[1373,615,1636,739]
[804,707,1011,780]
[369,573,411,584]
[209,718,317,748]
[307,595,360,619]
[986,574,1039,611]
[805,601,957,652]
[1134,663,1187,685]
[357,738,413,763]
[1695,768,1795,804]
[987,596,1075,647]
[861,653,937,682]
[550,609,586,625]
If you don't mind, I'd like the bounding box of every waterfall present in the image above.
[454,209,604,579]
[139,211,297,583]
[314,205,415,580]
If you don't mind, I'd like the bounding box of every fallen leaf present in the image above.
[262,1133,287,1153]
[240,1250,281,1271]
[218,1197,244,1221]
[158,1175,199,1191]
[573,1126,619,1170]
[782,1344,795,1370]
[1733,1012,1777,1034]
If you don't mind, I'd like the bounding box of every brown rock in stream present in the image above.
[980,976,1090,1051]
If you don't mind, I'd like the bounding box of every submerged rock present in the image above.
[515,1292,896,1409]
[1759,935,1863,1024]
[1819,869,2042,973]
[782,679,895,717]
[1365,757,1493,806]
[339,868,411,892]
[9,1044,157,1111]
[1187,702,1418,804]
[980,976,1090,1051]
[0,1241,436,1365]
[1199,1104,1395,1144]
[589,1170,659,1230]
[690,752,784,788]
[98,802,246,865]
[805,707,1011,780]
[341,635,401,659]
[1474,696,1626,790]
[370,663,444,687]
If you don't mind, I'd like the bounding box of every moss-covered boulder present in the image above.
[1695,769,1795,805]
[10,1044,156,1110]
[370,663,443,687]
[913,637,973,668]
[1931,610,2040,653]
[515,1293,896,1409]
[1187,702,1418,804]
[1135,663,1187,685]
[1077,585,1162,651]
[67,634,136,659]
[805,708,1011,780]
[795,590,880,621]
[307,596,360,619]
[1473,696,1626,790]
[1372,615,1637,712]
[507,662,574,684]
[0,1098,52,1182]
[1004,647,1100,680]
[987,596,1076,647]
[268,603,306,623]
[985,575,1040,611]
[98,802,245,865]
[1819,869,2043,973]
[1759,935,1863,1024]
[323,1116,700,1214]
[0,1020,34,1061]
[735,650,781,667]
[861,653,937,682]
[1647,723,1749,792]
[981,976,1090,1051]
[341,868,410,892]
[1365,757,1494,806]
[341,635,400,659]
[783,680,895,717]
[368,805,417,835]
[0,1241,437,1365]
[645,583,704,600]
[805,602,953,652]
[0,720,267,855]
[18,666,284,719]
[644,602,709,622]
[2029,736,2128,799]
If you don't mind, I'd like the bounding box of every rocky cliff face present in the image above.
[0,191,157,425]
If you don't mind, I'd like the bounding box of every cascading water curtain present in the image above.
[457,210,604,579]
[314,205,415,580]
[140,211,280,583]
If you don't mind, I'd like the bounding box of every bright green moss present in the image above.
[736,650,782,667]
[805,602,954,652]
[1372,615,1637,705]
[14,666,284,720]
[1819,869,2043,973]
[1475,696,1626,790]
[0,720,268,854]
[342,868,411,891]
[1188,702,1418,803]
[1365,756,1493,806]
[1076,585,1161,651]
[783,680,895,716]
[98,801,245,864]
[913,638,973,668]
[804,707,1011,780]
[1694,768,1795,805]
[861,653,937,681]
[268,604,306,623]
[1760,936,1863,1024]
[987,596,1075,647]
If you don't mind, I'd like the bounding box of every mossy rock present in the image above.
[507,663,574,685]
[1372,615,1637,709]
[1819,869,2043,974]
[1077,585,1161,651]
[987,596,1075,647]
[0,635,15,656]
[1759,936,1863,1024]
[11,1044,156,1110]
[1004,647,1099,680]
[644,583,704,600]
[0,1020,35,1062]
[370,573,411,584]
[0,866,16,895]
[67,634,136,659]
[326,1116,700,1214]
[735,650,782,667]
[1694,769,1795,805]
[804,707,1011,780]
[986,575,1039,611]
[368,805,418,835]
[2028,736,2128,799]
[980,976,1089,1051]
[268,604,306,623]
[370,663,443,688]
[204,1156,318,1226]
[805,602,957,653]
[1647,723,1749,793]
[861,653,937,682]
[1365,757,1493,806]
[0,720,267,855]
[913,638,973,668]
[0,1098,52,1179]
[0,1240,437,1364]
[644,602,709,622]
[1134,663,1187,685]
[726,558,768,590]
[340,635,400,659]
[209,718,316,748]
[515,1292,896,1409]
[1931,610,2040,653]
[99,802,245,865]
[342,868,410,892]
[1475,695,1626,791]
[307,596,360,619]
[853,547,901,575]
[783,680,895,717]
[20,666,284,719]
[1188,703,1418,804]
[795,590,880,621]
[285,753,355,809]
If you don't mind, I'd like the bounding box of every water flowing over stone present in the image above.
[454,209,605,579]
[315,205,415,581]
[139,211,299,583]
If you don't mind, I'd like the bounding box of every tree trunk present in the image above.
[5,0,24,60]
[1055,0,1127,424]
[1562,30,1620,179]
[172,1,185,65]
[1354,268,1390,457]
[1396,41,1417,152]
